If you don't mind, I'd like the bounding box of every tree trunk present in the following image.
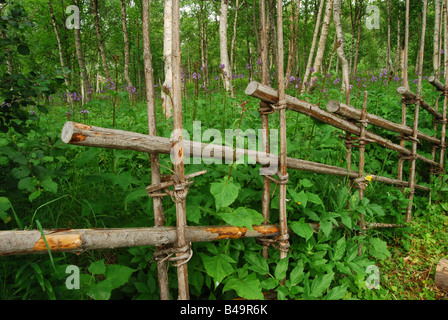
[434,0,441,75]
[162,0,173,119]
[333,0,350,98]
[48,0,71,88]
[142,0,170,300]
[230,0,240,75]
[121,0,133,88]
[386,0,393,71]
[285,0,300,84]
[352,1,362,75]
[308,0,333,92]
[92,0,110,80]
[219,0,234,96]
[73,0,91,104]
[302,0,325,94]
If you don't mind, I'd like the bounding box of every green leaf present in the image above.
[41,177,58,193]
[261,277,278,290]
[309,272,334,298]
[332,236,346,261]
[245,252,269,275]
[306,192,324,206]
[222,273,264,300]
[368,237,391,260]
[105,265,136,289]
[11,166,31,179]
[125,189,148,209]
[87,280,113,300]
[325,284,348,300]
[300,179,313,188]
[200,253,236,284]
[288,189,307,208]
[29,190,41,202]
[88,259,106,276]
[210,180,240,210]
[18,177,36,192]
[0,197,11,212]
[319,220,333,237]
[290,220,314,241]
[274,257,289,281]
[219,207,265,230]
[290,261,304,286]
[367,204,386,217]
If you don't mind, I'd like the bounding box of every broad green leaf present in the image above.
[288,189,307,208]
[29,190,41,202]
[105,265,136,289]
[41,177,58,193]
[18,177,36,192]
[210,180,240,210]
[309,272,334,298]
[186,203,201,223]
[200,253,236,284]
[88,259,106,276]
[290,220,314,241]
[274,257,289,281]
[319,220,333,237]
[222,273,264,300]
[300,179,313,188]
[219,207,265,230]
[261,277,277,290]
[245,252,269,275]
[367,204,386,217]
[290,261,304,286]
[325,284,348,300]
[0,197,11,212]
[11,166,30,179]
[306,192,324,206]
[332,236,346,261]
[87,280,113,300]
[368,237,391,260]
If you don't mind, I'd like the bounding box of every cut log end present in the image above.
[326,100,341,113]
[61,121,75,144]
[245,81,261,96]
[435,259,448,291]
[396,86,408,95]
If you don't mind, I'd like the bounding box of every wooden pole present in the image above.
[61,121,430,192]
[440,1,448,171]
[357,91,368,231]
[397,86,443,120]
[326,100,441,145]
[245,82,439,167]
[171,0,189,300]
[276,0,290,266]
[406,0,428,223]
[142,0,170,300]
[0,222,404,257]
[435,259,448,290]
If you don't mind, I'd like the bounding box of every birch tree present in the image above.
[333,0,350,96]
[308,0,333,92]
[120,0,133,88]
[162,0,173,119]
[219,0,234,96]
[92,0,110,80]
[285,0,300,84]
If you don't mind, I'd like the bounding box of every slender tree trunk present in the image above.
[285,0,300,84]
[268,0,277,83]
[434,0,441,74]
[199,1,209,86]
[121,0,133,88]
[92,0,110,80]
[386,0,393,71]
[219,0,234,96]
[142,0,170,300]
[230,0,240,75]
[395,18,401,76]
[302,0,325,93]
[308,0,333,92]
[352,0,363,75]
[73,0,91,104]
[162,0,173,119]
[333,0,350,97]
[48,0,71,88]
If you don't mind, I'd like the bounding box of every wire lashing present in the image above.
[257,234,290,254]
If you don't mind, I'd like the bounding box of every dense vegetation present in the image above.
[0,0,447,300]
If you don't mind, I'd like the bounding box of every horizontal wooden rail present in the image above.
[245,81,439,167]
[397,86,443,120]
[326,100,441,145]
[61,122,429,191]
[0,222,404,256]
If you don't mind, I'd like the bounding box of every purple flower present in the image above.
[215,75,219,81]
[333,78,340,85]
[413,79,418,85]
[246,64,252,70]
[256,59,262,66]
[310,67,315,72]
[30,110,36,115]
[192,72,201,80]
[289,76,296,82]
[219,63,225,69]
[238,74,244,79]
[394,75,400,82]
[442,49,445,54]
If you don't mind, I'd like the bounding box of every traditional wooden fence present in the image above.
[1,0,447,301]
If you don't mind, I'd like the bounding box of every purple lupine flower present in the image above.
[310,67,315,72]
[394,75,400,82]
[219,63,225,69]
[289,76,296,82]
[256,59,262,66]
[246,64,252,70]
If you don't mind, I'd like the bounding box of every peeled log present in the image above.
[0,222,404,256]
[326,100,441,145]
[245,81,438,167]
[61,122,429,191]
[397,86,443,120]
[427,75,445,92]
[435,259,448,291]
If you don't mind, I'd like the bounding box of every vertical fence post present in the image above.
[171,0,190,300]
[142,0,170,300]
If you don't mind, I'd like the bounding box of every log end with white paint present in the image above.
[326,100,342,113]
